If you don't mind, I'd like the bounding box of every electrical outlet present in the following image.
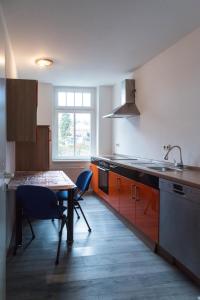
[163,144,171,150]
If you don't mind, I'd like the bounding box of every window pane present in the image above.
[75,113,91,156]
[58,113,74,157]
[66,92,74,106]
[75,92,82,106]
[83,93,91,106]
[58,92,66,106]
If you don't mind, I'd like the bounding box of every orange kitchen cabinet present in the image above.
[90,164,99,194]
[108,171,120,211]
[90,163,109,202]
[119,175,136,226]
[97,188,109,203]
[109,172,136,224]
[135,182,159,242]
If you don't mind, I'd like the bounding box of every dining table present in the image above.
[7,170,76,252]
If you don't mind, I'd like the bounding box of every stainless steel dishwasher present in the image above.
[159,178,200,278]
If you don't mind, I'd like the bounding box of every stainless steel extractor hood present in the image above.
[103,79,140,118]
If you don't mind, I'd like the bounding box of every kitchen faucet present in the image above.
[164,145,184,169]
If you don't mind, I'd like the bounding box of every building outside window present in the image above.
[53,87,96,160]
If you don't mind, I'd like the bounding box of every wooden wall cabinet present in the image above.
[15,126,50,171]
[7,79,38,142]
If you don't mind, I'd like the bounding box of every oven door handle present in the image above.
[97,166,110,172]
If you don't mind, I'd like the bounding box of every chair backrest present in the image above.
[16,185,60,219]
[76,170,93,194]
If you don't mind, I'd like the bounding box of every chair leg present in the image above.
[76,202,91,232]
[55,217,65,265]
[74,206,80,219]
[26,217,35,239]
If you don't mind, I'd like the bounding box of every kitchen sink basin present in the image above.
[147,165,183,172]
[147,166,174,172]
[127,161,184,172]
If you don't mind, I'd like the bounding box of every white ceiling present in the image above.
[2,0,200,86]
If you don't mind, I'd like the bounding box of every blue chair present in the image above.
[57,170,93,232]
[16,185,67,264]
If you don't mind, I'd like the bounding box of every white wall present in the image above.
[97,86,113,155]
[1,3,18,173]
[1,4,18,257]
[0,4,18,299]
[0,6,6,299]
[113,27,200,166]
[37,82,53,126]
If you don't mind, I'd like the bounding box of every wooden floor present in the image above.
[7,194,200,300]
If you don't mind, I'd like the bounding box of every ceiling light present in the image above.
[35,58,53,68]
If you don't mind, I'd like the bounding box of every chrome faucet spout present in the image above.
[164,145,183,169]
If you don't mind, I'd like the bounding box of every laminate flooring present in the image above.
[7,194,200,300]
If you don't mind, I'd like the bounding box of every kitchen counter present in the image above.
[91,156,200,189]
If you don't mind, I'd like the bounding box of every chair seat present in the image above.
[23,205,67,220]
[57,190,83,201]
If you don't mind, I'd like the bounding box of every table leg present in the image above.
[14,198,22,254]
[67,188,74,244]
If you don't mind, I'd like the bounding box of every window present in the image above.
[53,87,96,160]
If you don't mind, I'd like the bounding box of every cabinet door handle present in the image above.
[131,185,136,199]
[135,186,140,201]
[116,177,120,191]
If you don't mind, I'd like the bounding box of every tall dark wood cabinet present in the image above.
[7,79,38,142]
[15,126,50,171]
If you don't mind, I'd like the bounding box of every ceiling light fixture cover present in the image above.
[35,58,53,68]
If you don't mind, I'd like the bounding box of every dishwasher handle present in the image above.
[173,189,185,196]
[172,183,185,196]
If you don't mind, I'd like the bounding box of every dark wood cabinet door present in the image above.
[108,171,120,211]
[119,176,136,225]
[7,79,37,142]
[15,126,49,171]
[135,183,159,242]
[90,164,99,193]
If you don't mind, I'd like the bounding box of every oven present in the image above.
[97,161,110,194]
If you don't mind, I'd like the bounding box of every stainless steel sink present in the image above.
[147,165,183,172]
[127,160,184,172]
[129,161,153,165]
[147,166,174,172]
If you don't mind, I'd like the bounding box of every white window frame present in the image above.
[52,86,96,161]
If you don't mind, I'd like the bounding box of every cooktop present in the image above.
[99,155,138,161]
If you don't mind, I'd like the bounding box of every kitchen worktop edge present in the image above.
[91,156,200,189]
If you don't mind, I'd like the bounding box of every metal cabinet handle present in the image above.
[116,177,121,191]
[131,184,136,199]
[135,186,140,201]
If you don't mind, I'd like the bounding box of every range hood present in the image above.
[103,79,140,118]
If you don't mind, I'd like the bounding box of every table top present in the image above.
[7,170,76,191]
